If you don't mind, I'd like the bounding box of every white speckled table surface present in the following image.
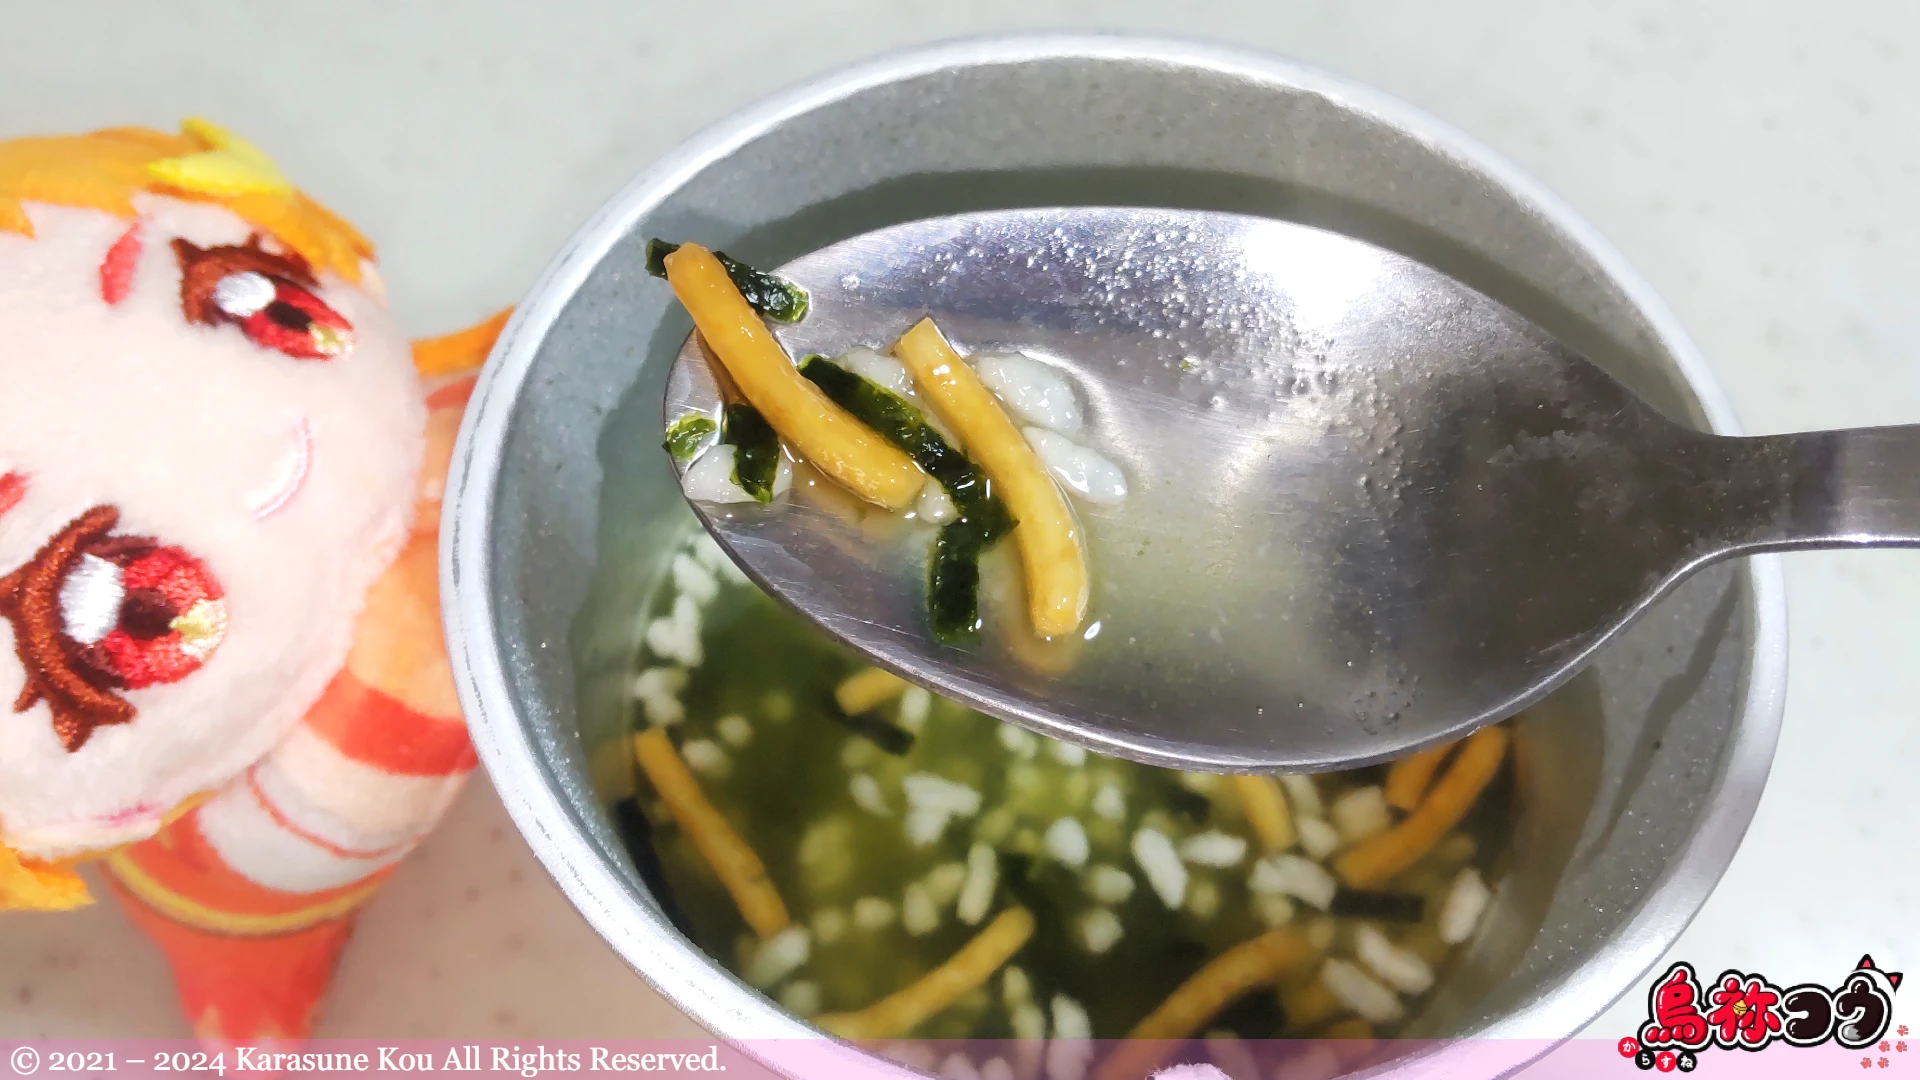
[3,0,1916,1060]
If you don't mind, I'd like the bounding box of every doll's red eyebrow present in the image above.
[99,221,144,306]
[0,472,25,520]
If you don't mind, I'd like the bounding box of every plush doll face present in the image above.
[0,192,424,859]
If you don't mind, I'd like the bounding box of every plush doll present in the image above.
[0,119,506,1041]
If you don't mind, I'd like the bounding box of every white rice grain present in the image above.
[1277,774,1323,817]
[1319,959,1404,1024]
[1355,924,1434,994]
[898,687,932,732]
[1025,427,1128,506]
[1254,892,1296,929]
[1297,816,1342,861]
[903,808,951,848]
[1091,783,1127,822]
[1046,995,1094,1080]
[903,773,983,818]
[644,615,700,669]
[716,714,753,747]
[680,739,729,778]
[925,861,968,906]
[1077,908,1123,955]
[1247,854,1337,910]
[852,897,896,930]
[1048,740,1087,766]
[849,774,890,817]
[1009,1001,1047,1041]
[916,481,959,524]
[975,352,1083,434]
[1179,771,1222,794]
[1085,865,1136,905]
[811,907,847,945]
[644,593,706,668]
[744,927,810,987]
[840,346,914,396]
[902,882,939,936]
[779,980,822,1017]
[640,693,685,728]
[1179,831,1249,868]
[1438,868,1492,945]
[797,819,854,891]
[979,1058,1015,1080]
[940,1054,981,1080]
[681,444,754,504]
[631,666,689,700]
[1131,828,1188,909]
[999,724,1040,758]
[1002,965,1033,1007]
[956,842,998,925]
[681,444,794,505]
[1044,817,1091,868]
[1330,786,1392,844]
[670,552,719,605]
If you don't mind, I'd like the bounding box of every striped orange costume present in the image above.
[103,365,489,1043]
[0,121,506,1041]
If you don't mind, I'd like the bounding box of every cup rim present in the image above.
[441,31,1789,1076]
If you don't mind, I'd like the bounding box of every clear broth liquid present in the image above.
[614,527,1513,1041]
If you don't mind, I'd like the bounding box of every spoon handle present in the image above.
[1718,424,1920,552]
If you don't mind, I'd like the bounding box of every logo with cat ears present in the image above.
[1621,955,1903,1071]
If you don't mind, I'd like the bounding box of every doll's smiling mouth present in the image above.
[247,418,312,520]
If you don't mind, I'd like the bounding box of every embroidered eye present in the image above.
[174,235,353,360]
[0,507,228,751]
[59,540,228,689]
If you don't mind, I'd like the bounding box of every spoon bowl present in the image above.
[666,207,1916,770]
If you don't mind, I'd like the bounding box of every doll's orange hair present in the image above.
[0,122,372,283]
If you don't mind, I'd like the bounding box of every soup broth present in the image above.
[613,525,1513,1047]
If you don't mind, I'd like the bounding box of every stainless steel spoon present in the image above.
[664,207,1915,771]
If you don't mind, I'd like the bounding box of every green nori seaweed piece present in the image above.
[609,797,696,940]
[1215,985,1288,1039]
[663,413,718,461]
[823,693,915,755]
[928,508,1015,643]
[721,403,779,503]
[1328,888,1425,922]
[645,239,809,323]
[798,356,995,510]
[798,354,1018,643]
[1166,785,1214,823]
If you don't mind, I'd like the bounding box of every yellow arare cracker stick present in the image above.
[834,666,909,715]
[1324,1018,1375,1041]
[661,244,923,509]
[1282,978,1345,1030]
[1383,740,1457,812]
[1323,1018,1380,1069]
[1233,775,1296,853]
[1335,726,1509,888]
[894,318,1089,638]
[816,906,1035,1040]
[633,727,790,937]
[1094,929,1312,1080]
